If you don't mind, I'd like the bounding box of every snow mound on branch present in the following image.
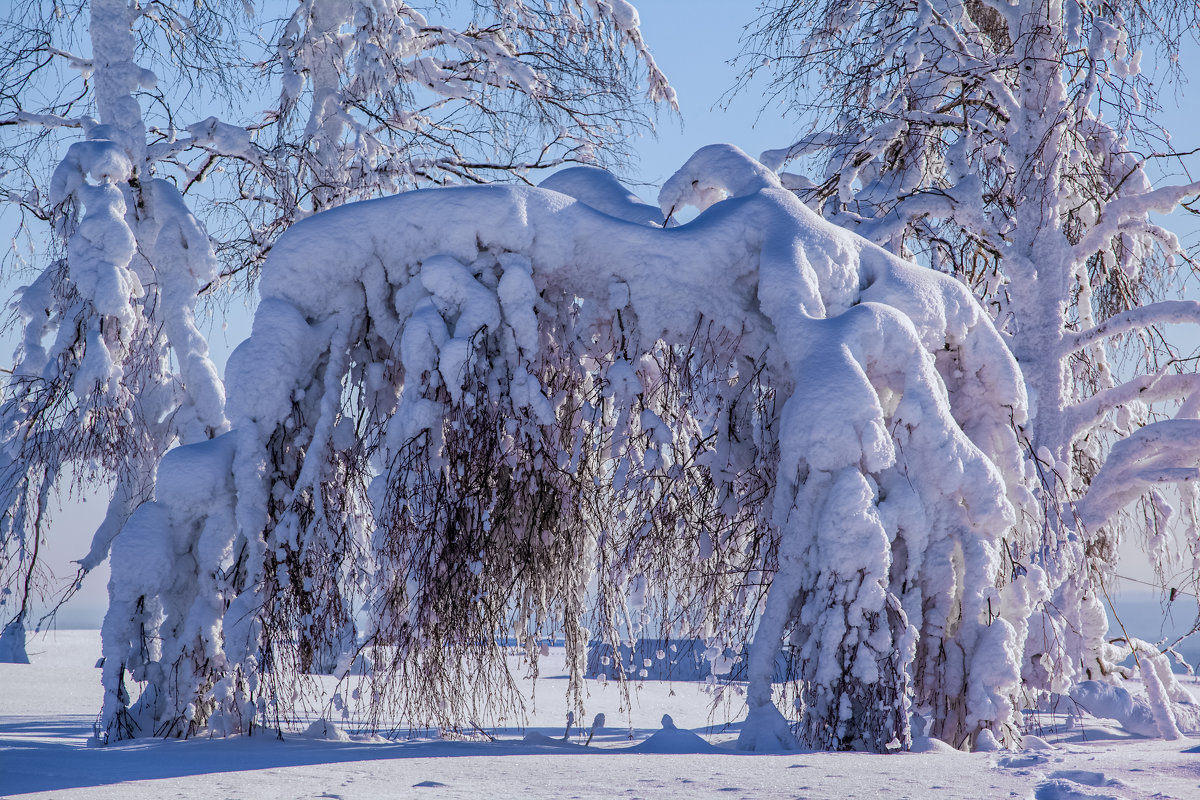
[538,166,664,227]
[658,144,782,215]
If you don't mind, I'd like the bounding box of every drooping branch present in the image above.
[1077,419,1200,529]
[740,2,1200,645]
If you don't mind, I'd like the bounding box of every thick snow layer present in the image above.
[537,166,664,227]
[5,632,1200,799]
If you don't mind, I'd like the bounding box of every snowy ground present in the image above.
[3,631,1200,799]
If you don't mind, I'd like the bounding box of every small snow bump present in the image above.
[1034,779,1121,800]
[974,729,1002,751]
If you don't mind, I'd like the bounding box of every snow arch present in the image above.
[99,146,1038,751]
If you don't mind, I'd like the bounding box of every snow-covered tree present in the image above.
[0,0,230,661]
[739,0,1200,691]
[0,0,672,660]
[96,146,1043,752]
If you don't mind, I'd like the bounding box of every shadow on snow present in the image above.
[0,719,760,795]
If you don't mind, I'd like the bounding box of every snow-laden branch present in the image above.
[0,0,675,662]
[1076,419,1200,529]
[1069,180,1200,266]
[144,117,262,167]
[1066,372,1200,438]
[741,4,1200,660]
[1064,300,1200,355]
[0,112,87,130]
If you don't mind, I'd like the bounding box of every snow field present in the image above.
[4,631,1200,799]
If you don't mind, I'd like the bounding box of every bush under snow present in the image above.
[98,145,1112,752]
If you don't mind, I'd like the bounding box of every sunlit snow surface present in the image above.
[3,631,1200,799]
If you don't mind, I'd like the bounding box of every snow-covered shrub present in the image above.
[99,146,1037,752]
